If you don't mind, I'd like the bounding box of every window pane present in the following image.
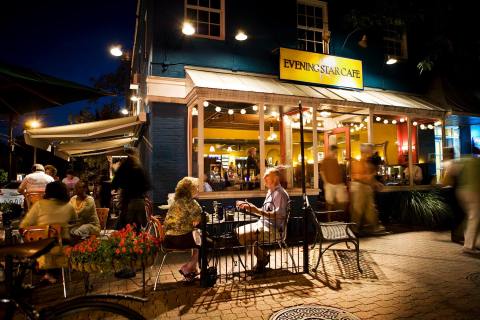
[315,17,323,28]
[297,14,306,27]
[314,31,322,42]
[306,30,314,41]
[210,0,221,9]
[204,104,260,192]
[186,8,197,21]
[413,117,442,185]
[297,4,305,15]
[198,10,209,23]
[306,5,314,16]
[306,41,313,52]
[298,41,306,51]
[192,107,199,178]
[210,24,220,37]
[187,0,198,6]
[199,0,209,8]
[210,11,220,24]
[297,28,306,40]
[307,16,314,28]
[314,7,322,18]
[198,22,208,35]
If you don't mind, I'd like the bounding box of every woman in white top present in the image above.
[62,169,79,196]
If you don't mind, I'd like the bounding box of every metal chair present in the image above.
[21,224,69,298]
[307,196,362,273]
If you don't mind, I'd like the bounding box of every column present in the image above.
[197,99,205,192]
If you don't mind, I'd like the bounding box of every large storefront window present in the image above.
[413,117,442,185]
[202,103,260,192]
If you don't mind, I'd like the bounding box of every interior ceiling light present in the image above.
[191,107,198,116]
[209,145,215,152]
[235,30,248,41]
[215,106,221,112]
[427,124,434,129]
[252,105,258,111]
[203,101,209,107]
[182,22,195,35]
[320,111,331,118]
[240,108,246,114]
[376,116,381,122]
[228,109,234,115]
[392,119,397,124]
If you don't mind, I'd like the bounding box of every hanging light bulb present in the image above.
[240,108,246,114]
[383,119,389,124]
[420,124,426,130]
[209,145,215,152]
[228,109,234,115]
[350,128,355,133]
[376,116,381,122]
[252,105,258,111]
[399,118,405,123]
[215,106,221,112]
[203,101,209,107]
[192,107,198,116]
[427,124,434,130]
[227,146,233,152]
[392,119,397,124]
[413,121,418,126]
[364,117,369,122]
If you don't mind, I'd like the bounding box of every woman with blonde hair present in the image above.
[163,177,202,281]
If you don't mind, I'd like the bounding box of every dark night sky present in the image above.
[0,0,137,127]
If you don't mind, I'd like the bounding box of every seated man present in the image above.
[236,167,290,273]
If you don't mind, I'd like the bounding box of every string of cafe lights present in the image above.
[191,101,269,117]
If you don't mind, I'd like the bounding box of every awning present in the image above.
[184,67,445,116]
[24,113,146,160]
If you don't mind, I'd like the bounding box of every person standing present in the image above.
[44,165,59,181]
[18,164,54,209]
[62,169,79,196]
[111,147,151,231]
[350,143,385,234]
[320,145,348,211]
[246,147,259,190]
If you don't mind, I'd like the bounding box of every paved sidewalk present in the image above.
[33,230,480,319]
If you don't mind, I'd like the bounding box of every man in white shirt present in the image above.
[18,164,54,207]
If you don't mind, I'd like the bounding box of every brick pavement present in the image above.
[31,231,480,319]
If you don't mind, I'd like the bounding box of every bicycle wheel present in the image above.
[41,300,146,320]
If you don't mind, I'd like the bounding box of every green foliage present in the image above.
[0,169,7,185]
[397,190,453,229]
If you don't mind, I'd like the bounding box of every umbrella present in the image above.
[0,61,112,179]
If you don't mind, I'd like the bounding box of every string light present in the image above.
[427,124,434,130]
[252,105,258,111]
[383,119,389,124]
[228,109,234,115]
[399,118,405,123]
[413,121,418,126]
[420,124,426,130]
[376,116,381,122]
[215,106,221,112]
[434,121,441,126]
[209,145,215,152]
[240,109,246,114]
[392,119,397,124]
[203,101,209,107]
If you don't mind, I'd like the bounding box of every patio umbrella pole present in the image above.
[298,101,308,273]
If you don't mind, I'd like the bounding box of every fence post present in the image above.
[200,206,208,287]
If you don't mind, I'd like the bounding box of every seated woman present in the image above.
[20,181,77,284]
[69,180,101,238]
[163,177,202,282]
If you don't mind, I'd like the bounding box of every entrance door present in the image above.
[324,127,351,180]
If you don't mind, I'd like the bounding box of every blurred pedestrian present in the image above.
[350,143,385,234]
[320,145,348,211]
[111,147,151,231]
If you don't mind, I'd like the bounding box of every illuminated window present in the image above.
[185,0,224,40]
[383,25,408,59]
[296,0,329,53]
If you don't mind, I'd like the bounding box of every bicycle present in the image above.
[0,212,147,319]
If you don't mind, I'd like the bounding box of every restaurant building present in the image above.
[129,0,476,205]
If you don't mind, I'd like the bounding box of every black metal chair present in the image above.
[307,197,362,273]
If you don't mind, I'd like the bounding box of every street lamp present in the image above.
[109,45,123,57]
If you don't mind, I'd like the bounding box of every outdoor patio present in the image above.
[29,230,480,319]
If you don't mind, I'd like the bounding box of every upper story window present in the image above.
[297,0,329,53]
[383,25,408,60]
[185,0,225,40]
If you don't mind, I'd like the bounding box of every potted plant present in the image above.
[65,236,105,272]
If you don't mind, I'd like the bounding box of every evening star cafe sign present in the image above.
[279,47,363,90]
